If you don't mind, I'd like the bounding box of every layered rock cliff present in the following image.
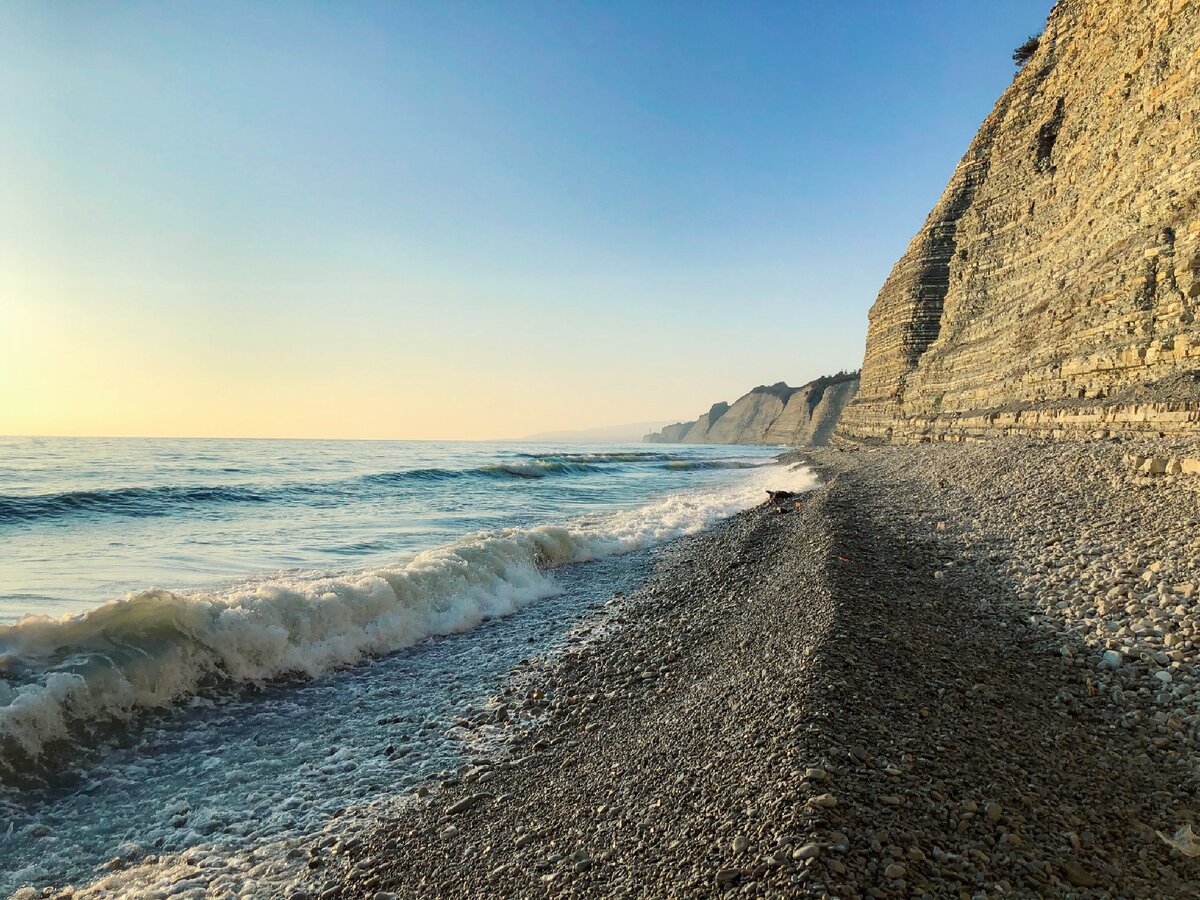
[645,374,859,446]
[839,0,1200,442]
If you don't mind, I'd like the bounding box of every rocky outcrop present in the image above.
[764,379,861,447]
[681,403,731,443]
[644,421,694,444]
[839,0,1200,443]
[705,387,793,444]
[645,375,859,446]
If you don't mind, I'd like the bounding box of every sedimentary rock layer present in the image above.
[839,0,1200,442]
[645,376,859,446]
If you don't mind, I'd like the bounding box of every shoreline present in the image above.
[309,440,1200,897]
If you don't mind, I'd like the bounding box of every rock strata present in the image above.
[839,0,1200,442]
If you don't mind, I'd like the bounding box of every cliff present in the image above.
[839,0,1200,442]
[645,375,859,446]
[682,403,731,443]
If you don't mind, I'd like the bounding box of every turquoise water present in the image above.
[0,437,812,896]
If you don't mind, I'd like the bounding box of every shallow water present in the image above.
[0,437,812,896]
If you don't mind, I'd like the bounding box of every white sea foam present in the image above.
[0,463,815,770]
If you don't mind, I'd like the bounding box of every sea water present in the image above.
[0,436,814,896]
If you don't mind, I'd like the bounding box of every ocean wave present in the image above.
[0,464,815,773]
[0,484,279,524]
[478,461,603,479]
[662,460,768,471]
[518,451,678,464]
[0,462,609,525]
[0,454,778,526]
[357,468,466,485]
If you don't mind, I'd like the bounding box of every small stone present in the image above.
[1142,457,1169,475]
[1062,859,1097,887]
[808,793,837,809]
[445,794,488,816]
[715,868,740,885]
[792,843,820,861]
[732,835,749,854]
[985,801,1002,823]
[884,862,906,879]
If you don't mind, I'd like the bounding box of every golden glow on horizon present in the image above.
[0,279,724,441]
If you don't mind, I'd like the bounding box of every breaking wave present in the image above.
[478,461,603,479]
[0,464,814,773]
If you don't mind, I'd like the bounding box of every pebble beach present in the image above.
[305,439,1200,898]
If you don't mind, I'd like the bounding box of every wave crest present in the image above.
[479,461,602,479]
[0,484,277,524]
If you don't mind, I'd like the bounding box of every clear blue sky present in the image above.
[0,1,1053,439]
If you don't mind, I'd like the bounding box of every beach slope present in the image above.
[317,442,1200,897]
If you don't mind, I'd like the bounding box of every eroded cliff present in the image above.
[645,375,859,446]
[839,0,1200,442]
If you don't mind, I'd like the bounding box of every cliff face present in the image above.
[764,379,861,446]
[682,403,731,443]
[643,421,693,444]
[839,0,1200,442]
[645,376,859,446]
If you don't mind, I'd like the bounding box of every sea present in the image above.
[0,436,814,896]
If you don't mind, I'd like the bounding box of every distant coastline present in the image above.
[644,371,859,446]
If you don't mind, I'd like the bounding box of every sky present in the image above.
[0,0,1053,440]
